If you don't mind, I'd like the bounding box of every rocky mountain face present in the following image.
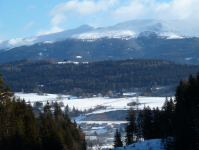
[1,19,199,64]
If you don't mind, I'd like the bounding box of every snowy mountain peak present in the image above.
[1,19,199,51]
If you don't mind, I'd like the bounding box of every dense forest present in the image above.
[0,74,84,150]
[113,72,199,149]
[0,58,199,94]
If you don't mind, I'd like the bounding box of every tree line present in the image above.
[0,74,84,150]
[0,58,199,95]
[113,72,199,149]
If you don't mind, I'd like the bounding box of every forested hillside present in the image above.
[0,74,84,150]
[0,58,199,94]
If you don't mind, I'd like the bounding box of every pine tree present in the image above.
[54,102,62,122]
[161,97,174,139]
[65,104,70,114]
[82,136,87,150]
[113,129,123,148]
[40,113,64,150]
[0,74,14,143]
[24,101,41,150]
[125,107,136,145]
[6,129,28,150]
[163,74,199,150]
[0,75,84,149]
[152,107,161,139]
[136,110,144,141]
[43,101,51,114]
[142,105,153,140]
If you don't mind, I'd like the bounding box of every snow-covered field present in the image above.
[15,93,170,112]
[14,92,172,124]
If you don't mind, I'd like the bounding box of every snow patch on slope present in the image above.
[0,24,94,50]
[185,57,193,61]
[1,19,199,51]
[72,30,137,40]
[111,139,164,150]
[43,41,54,44]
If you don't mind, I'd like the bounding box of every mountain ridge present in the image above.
[1,19,199,51]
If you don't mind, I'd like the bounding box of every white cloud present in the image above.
[37,26,64,36]
[49,0,118,26]
[51,14,66,26]
[37,0,118,36]
[110,0,199,20]
[27,5,36,10]
[110,0,149,20]
[50,0,118,16]
[24,21,34,30]
[37,0,199,36]
[153,0,199,19]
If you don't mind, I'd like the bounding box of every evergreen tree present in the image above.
[161,97,174,139]
[39,113,64,150]
[43,101,51,114]
[65,105,70,114]
[2,130,27,150]
[24,101,41,150]
[162,73,199,150]
[0,74,14,143]
[82,136,87,150]
[142,105,153,140]
[54,102,62,119]
[125,107,136,145]
[0,75,84,150]
[136,110,144,141]
[113,129,123,148]
[152,107,161,139]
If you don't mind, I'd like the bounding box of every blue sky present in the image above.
[0,0,197,40]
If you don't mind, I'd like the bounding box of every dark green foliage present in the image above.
[161,97,175,139]
[43,101,51,114]
[5,130,28,150]
[152,107,161,139]
[136,110,144,141]
[126,71,199,150]
[0,75,83,150]
[125,107,136,145]
[169,74,199,150]
[113,129,123,148]
[126,98,175,143]
[0,59,199,94]
[142,105,153,140]
[40,113,64,150]
[54,102,62,117]
[82,136,87,150]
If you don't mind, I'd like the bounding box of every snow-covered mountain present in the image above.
[1,19,199,51]
[0,24,95,51]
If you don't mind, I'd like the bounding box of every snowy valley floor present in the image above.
[14,93,170,149]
